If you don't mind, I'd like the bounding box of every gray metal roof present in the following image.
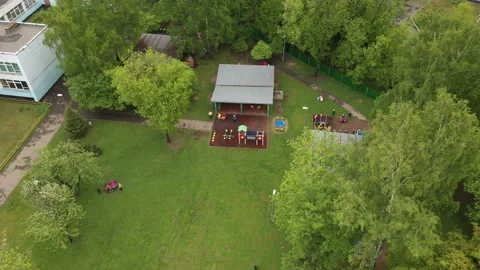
[211,64,275,105]
[135,33,177,57]
[0,22,46,54]
[216,64,274,87]
[211,86,274,104]
[312,130,364,145]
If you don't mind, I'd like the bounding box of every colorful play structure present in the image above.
[275,117,286,131]
[313,114,330,130]
[217,113,227,120]
[223,129,234,140]
[238,125,265,146]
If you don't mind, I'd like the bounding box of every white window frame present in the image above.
[23,0,36,9]
[0,79,30,91]
[0,62,22,74]
[6,4,25,21]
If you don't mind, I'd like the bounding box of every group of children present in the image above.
[104,180,123,193]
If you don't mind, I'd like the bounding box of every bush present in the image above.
[251,41,273,60]
[76,141,103,157]
[232,39,248,52]
[64,106,88,139]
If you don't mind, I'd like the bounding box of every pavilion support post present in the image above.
[240,104,243,115]
[267,104,270,117]
[214,102,218,113]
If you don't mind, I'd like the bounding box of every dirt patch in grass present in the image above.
[210,75,217,85]
[168,138,184,150]
[287,61,296,67]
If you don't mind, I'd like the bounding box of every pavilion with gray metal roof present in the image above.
[211,64,275,115]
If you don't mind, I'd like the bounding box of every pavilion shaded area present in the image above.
[211,64,274,116]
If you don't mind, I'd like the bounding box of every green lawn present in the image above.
[0,69,347,269]
[281,56,375,118]
[0,100,49,168]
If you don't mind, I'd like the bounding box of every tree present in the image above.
[0,231,34,270]
[22,182,85,250]
[64,106,88,139]
[275,90,480,268]
[281,0,402,76]
[24,142,103,196]
[250,41,273,60]
[110,49,197,143]
[274,131,354,269]
[375,2,480,115]
[43,0,146,109]
[155,0,235,56]
[426,225,480,270]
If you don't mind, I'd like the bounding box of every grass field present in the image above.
[281,56,375,118]
[0,70,347,269]
[0,100,49,168]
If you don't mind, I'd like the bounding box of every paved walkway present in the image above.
[0,96,67,205]
[275,62,368,121]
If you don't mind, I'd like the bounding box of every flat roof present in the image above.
[0,0,8,7]
[0,22,46,54]
[211,64,275,105]
[312,130,364,145]
[216,64,274,87]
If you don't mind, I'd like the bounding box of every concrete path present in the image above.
[0,96,66,205]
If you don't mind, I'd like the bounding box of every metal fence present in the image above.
[285,43,381,99]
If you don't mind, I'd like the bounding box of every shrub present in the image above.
[76,141,103,157]
[64,106,88,139]
[232,39,248,52]
[251,41,273,60]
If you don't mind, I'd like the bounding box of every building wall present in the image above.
[0,0,43,22]
[17,29,62,101]
[0,53,34,99]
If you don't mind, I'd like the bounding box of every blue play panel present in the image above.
[275,119,286,130]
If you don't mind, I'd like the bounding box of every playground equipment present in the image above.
[238,125,247,144]
[340,113,347,123]
[217,113,226,120]
[275,117,286,131]
[237,125,265,146]
[313,114,329,130]
[223,129,234,140]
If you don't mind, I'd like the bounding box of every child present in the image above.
[118,183,123,191]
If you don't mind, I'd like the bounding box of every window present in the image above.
[6,4,24,20]
[0,62,21,74]
[23,0,36,9]
[0,79,29,91]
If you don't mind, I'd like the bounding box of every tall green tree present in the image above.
[43,0,146,109]
[0,231,34,270]
[22,182,85,250]
[155,0,235,56]
[281,0,402,76]
[375,2,480,115]
[24,142,103,196]
[275,90,480,268]
[110,49,197,143]
[275,132,353,269]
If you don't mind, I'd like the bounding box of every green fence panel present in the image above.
[309,59,318,68]
[342,76,355,88]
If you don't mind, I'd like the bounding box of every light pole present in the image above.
[302,106,309,127]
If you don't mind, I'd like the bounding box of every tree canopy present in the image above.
[0,231,34,270]
[275,90,480,268]
[22,182,85,250]
[23,142,103,196]
[251,41,273,60]
[110,49,197,142]
[374,2,480,115]
[43,0,147,110]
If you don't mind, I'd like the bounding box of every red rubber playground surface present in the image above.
[209,114,268,150]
